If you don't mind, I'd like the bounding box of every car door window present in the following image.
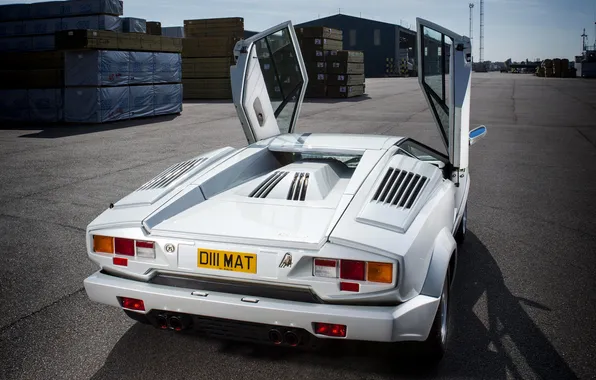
[252,29,303,134]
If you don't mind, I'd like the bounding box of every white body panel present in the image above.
[83,18,486,347]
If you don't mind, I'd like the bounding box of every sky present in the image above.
[2,0,596,61]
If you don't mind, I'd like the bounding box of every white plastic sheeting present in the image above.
[64,51,181,86]
[28,88,63,122]
[122,17,146,34]
[130,85,155,118]
[64,84,182,123]
[154,84,182,116]
[162,27,185,38]
[154,53,182,84]
[65,50,130,87]
[0,89,29,122]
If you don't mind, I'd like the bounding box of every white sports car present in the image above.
[83,18,487,362]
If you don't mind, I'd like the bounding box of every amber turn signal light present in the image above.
[93,235,114,254]
[367,262,393,283]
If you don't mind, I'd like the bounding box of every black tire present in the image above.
[420,275,451,363]
[455,203,467,244]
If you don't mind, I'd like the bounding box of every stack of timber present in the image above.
[0,0,123,53]
[325,50,365,98]
[182,17,243,99]
[0,51,65,122]
[538,58,572,78]
[0,0,183,123]
[61,50,182,123]
[295,26,365,98]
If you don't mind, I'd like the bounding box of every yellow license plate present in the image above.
[197,249,257,274]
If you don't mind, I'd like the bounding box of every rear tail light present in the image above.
[314,322,347,337]
[92,235,156,259]
[119,297,145,311]
[339,282,359,292]
[313,258,338,278]
[367,262,393,283]
[115,238,134,256]
[113,257,128,266]
[340,260,365,281]
[93,235,114,254]
[312,258,395,289]
[136,240,155,259]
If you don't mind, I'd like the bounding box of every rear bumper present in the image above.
[83,270,440,343]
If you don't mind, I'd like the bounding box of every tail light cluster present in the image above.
[314,322,347,337]
[313,258,393,292]
[92,235,156,266]
[118,296,145,311]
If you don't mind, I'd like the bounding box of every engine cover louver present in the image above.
[137,158,207,191]
[287,172,310,201]
[249,171,289,198]
[372,168,428,209]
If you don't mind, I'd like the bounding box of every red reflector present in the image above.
[314,323,347,337]
[113,257,128,266]
[314,259,336,267]
[340,282,360,292]
[136,241,154,249]
[114,238,134,256]
[120,297,145,311]
[340,260,365,281]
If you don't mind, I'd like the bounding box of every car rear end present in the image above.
[83,230,440,347]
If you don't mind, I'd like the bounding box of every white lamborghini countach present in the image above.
[83,18,487,362]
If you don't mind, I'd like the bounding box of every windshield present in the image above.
[252,28,304,134]
[299,153,362,169]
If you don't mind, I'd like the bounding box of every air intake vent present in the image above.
[373,168,428,209]
[137,158,206,191]
[287,172,310,201]
[249,171,289,198]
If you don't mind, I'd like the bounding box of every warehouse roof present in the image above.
[295,14,416,35]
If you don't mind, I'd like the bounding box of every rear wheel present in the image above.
[420,275,450,363]
[454,203,467,244]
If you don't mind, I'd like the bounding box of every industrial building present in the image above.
[246,14,417,78]
[294,14,417,78]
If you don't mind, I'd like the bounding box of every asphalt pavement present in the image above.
[1,73,595,380]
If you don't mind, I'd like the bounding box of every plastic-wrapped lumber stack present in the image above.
[182,17,244,99]
[325,50,365,98]
[121,17,146,34]
[543,59,554,77]
[561,59,570,78]
[0,0,124,123]
[162,27,185,38]
[146,21,162,36]
[0,51,65,122]
[0,0,123,53]
[59,49,182,123]
[295,26,343,98]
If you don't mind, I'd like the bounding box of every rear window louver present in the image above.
[136,158,207,191]
[373,168,428,209]
[287,172,310,201]
[249,171,289,198]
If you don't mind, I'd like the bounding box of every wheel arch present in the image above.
[420,227,457,298]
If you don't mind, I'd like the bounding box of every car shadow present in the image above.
[90,232,577,380]
[0,114,180,139]
[304,94,371,104]
[182,99,234,104]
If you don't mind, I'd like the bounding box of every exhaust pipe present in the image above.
[284,331,300,347]
[156,314,168,330]
[168,316,184,331]
[268,329,283,344]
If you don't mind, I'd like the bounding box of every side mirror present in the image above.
[469,125,487,145]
